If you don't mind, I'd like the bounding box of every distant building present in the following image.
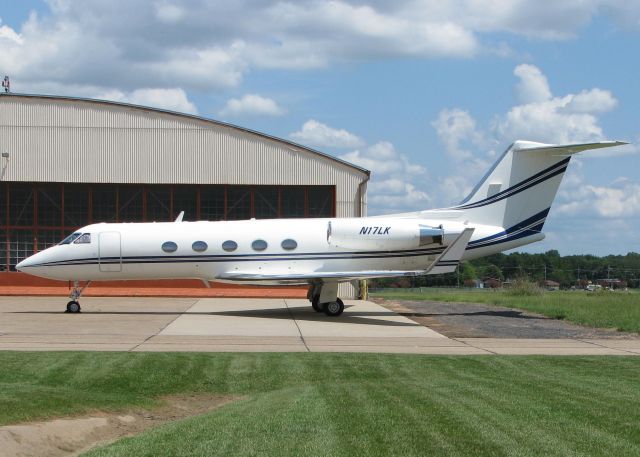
[463,278,481,288]
[595,279,626,289]
[540,279,560,290]
[483,277,502,289]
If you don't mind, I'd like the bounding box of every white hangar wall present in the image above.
[0,94,370,299]
[0,95,368,218]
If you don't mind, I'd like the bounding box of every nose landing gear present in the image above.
[66,300,81,313]
[65,280,91,313]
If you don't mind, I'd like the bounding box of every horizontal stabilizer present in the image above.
[513,140,628,155]
[425,227,475,275]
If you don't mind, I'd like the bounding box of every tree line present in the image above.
[369,251,640,289]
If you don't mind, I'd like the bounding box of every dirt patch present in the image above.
[375,298,640,339]
[0,394,239,457]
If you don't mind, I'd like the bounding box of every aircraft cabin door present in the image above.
[98,231,122,272]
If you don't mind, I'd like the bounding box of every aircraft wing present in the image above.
[217,227,475,285]
[217,270,427,284]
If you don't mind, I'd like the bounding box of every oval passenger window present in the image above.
[192,241,208,252]
[252,239,268,251]
[222,240,238,252]
[161,241,178,253]
[281,239,297,250]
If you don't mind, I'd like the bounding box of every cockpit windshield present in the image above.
[60,233,81,245]
[74,233,91,244]
[59,232,92,245]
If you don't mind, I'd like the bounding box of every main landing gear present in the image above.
[66,280,91,313]
[307,283,345,317]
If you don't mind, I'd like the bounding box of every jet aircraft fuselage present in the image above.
[17,140,627,316]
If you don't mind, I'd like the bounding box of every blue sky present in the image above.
[1,1,638,255]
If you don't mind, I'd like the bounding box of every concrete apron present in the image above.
[0,296,638,355]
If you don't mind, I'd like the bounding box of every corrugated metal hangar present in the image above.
[0,94,369,298]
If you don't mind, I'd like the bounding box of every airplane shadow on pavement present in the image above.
[12,307,421,327]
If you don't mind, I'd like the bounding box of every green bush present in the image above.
[505,280,544,296]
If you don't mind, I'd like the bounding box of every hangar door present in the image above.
[98,232,122,272]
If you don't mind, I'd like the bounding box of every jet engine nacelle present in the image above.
[327,218,444,250]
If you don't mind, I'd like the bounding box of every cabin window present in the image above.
[281,239,297,250]
[161,241,178,253]
[252,239,268,251]
[60,233,81,245]
[74,233,91,244]
[192,241,208,252]
[222,240,238,252]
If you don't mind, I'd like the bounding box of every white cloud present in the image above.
[431,108,495,203]
[493,65,618,145]
[289,122,430,213]
[339,141,430,214]
[371,183,430,213]
[563,88,618,114]
[2,1,638,99]
[557,175,640,218]
[341,141,426,176]
[96,88,198,114]
[431,64,629,207]
[290,120,365,149]
[154,2,185,23]
[219,94,285,117]
[289,121,431,213]
[0,24,23,44]
[141,47,246,91]
[431,108,490,161]
[513,64,551,104]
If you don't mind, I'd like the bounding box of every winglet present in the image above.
[425,228,475,274]
[174,211,185,222]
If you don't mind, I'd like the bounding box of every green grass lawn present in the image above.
[371,289,640,333]
[1,352,639,456]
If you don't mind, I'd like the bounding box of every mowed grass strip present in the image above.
[0,353,639,456]
[372,289,640,333]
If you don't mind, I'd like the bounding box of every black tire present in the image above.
[323,298,344,317]
[66,300,81,313]
[311,296,322,312]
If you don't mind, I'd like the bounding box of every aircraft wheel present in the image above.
[66,300,81,313]
[323,298,344,317]
[311,296,322,312]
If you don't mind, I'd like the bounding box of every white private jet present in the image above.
[17,140,626,316]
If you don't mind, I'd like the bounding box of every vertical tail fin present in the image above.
[452,140,627,229]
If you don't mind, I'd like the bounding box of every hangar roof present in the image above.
[0,93,370,177]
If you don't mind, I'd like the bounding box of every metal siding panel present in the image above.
[0,96,366,218]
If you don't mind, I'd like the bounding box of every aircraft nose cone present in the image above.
[16,250,49,272]
[16,256,34,271]
[15,248,71,281]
